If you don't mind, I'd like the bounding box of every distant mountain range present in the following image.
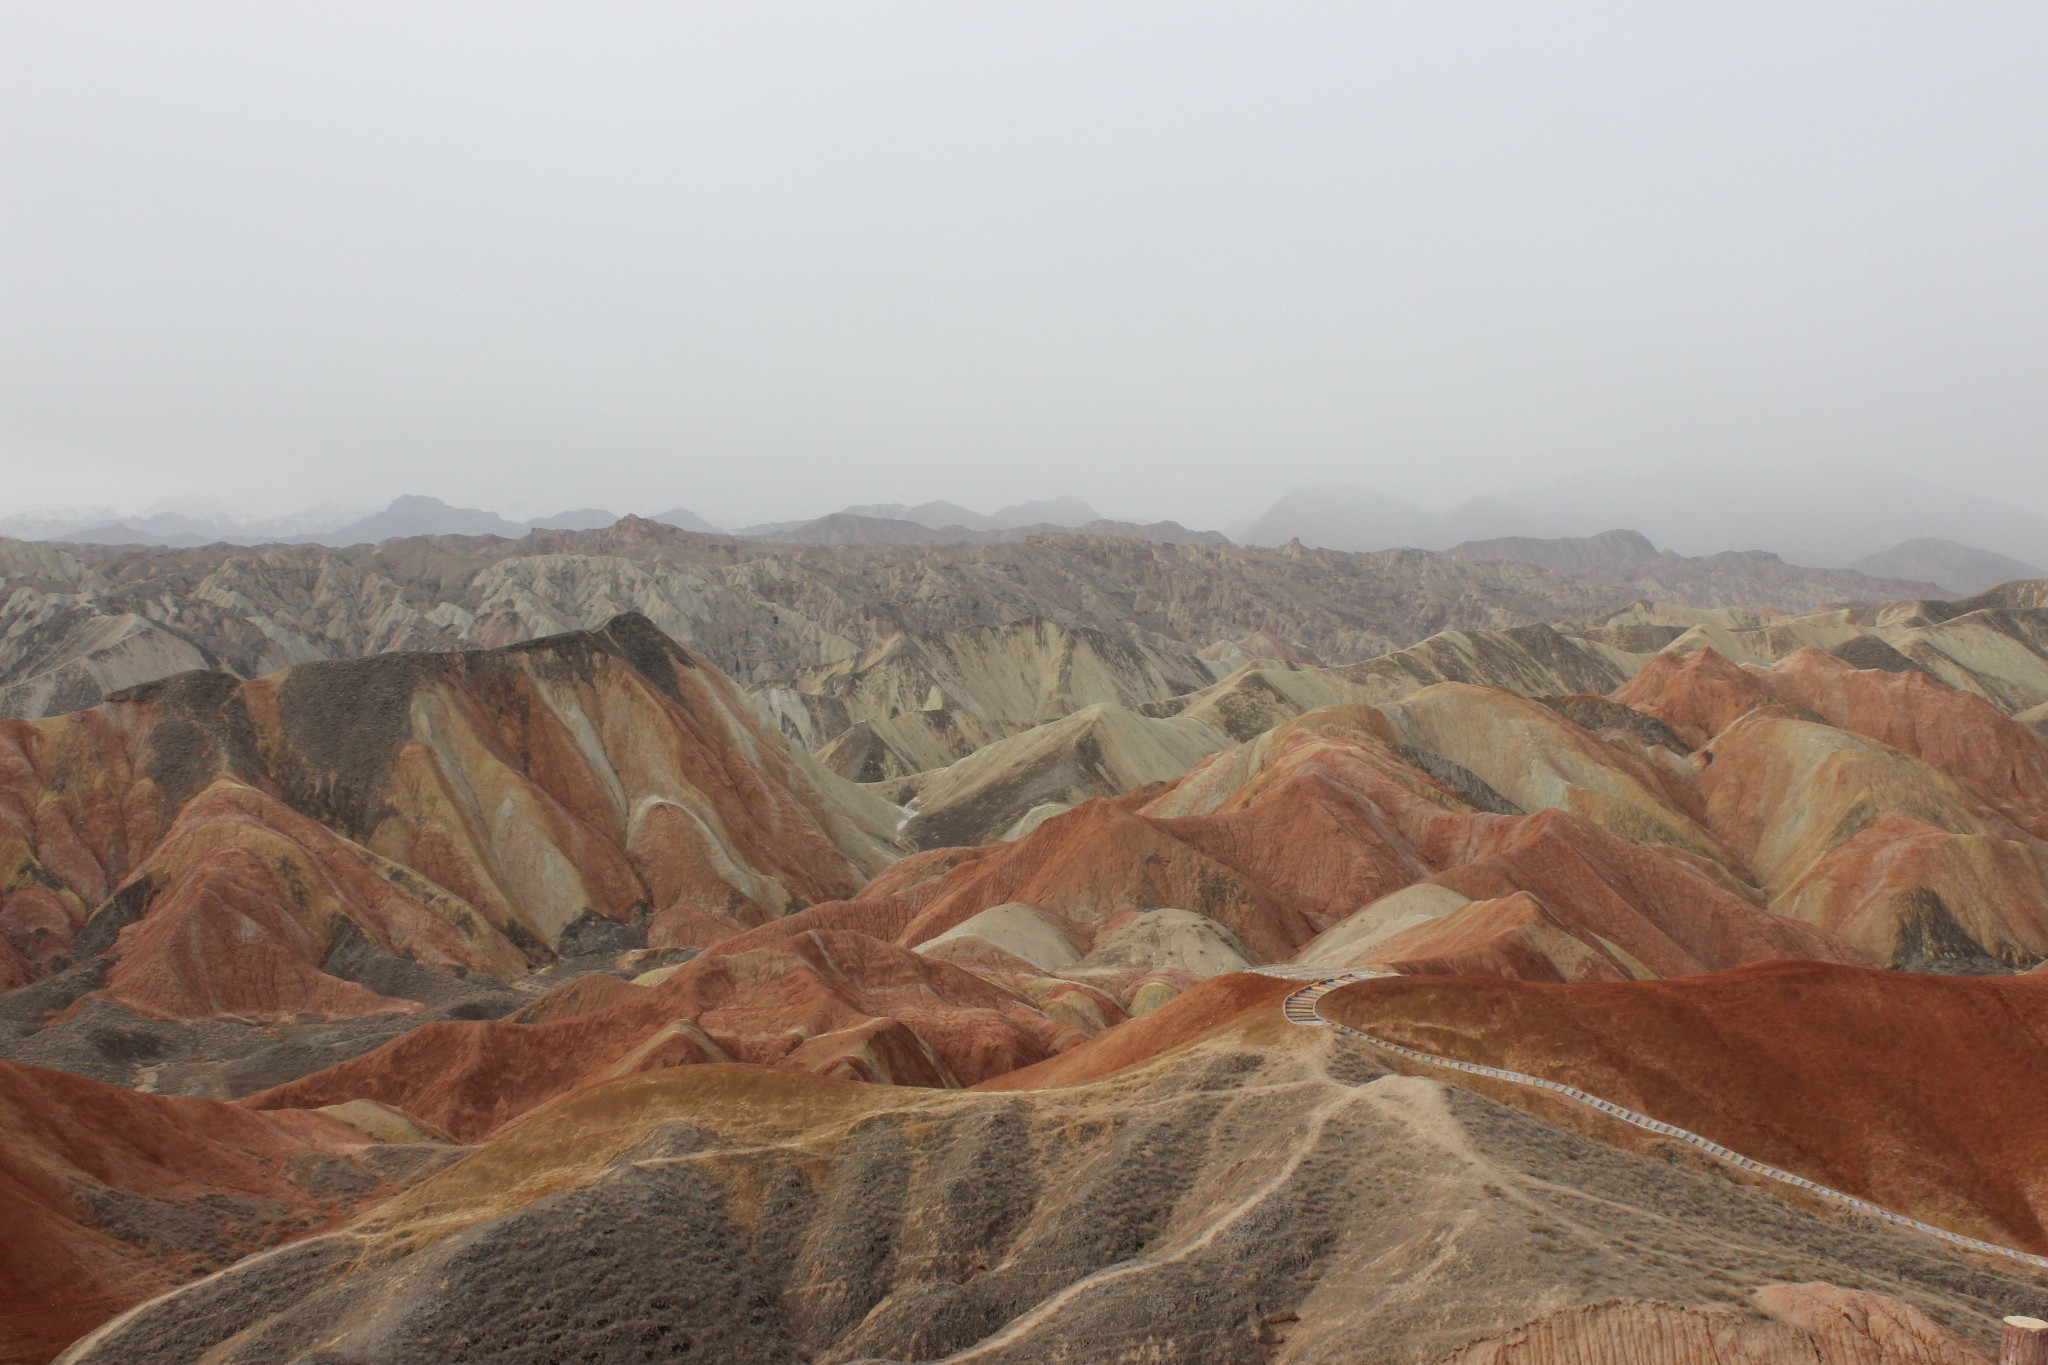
[0,502,378,548]
[9,478,2048,591]
[729,497,1105,537]
[1844,538,2046,595]
[0,494,1210,552]
[827,496,1101,532]
[0,515,1971,721]
[748,512,1227,548]
[1237,473,2048,572]
[1441,528,2039,600]
[4,496,593,548]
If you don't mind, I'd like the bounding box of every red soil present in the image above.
[1322,961,2048,1253]
[1361,891,1634,982]
[1611,648,1776,750]
[0,1060,379,1365]
[245,925,1075,1141]
[0,618,885,1022]
[975,972,1294,1090]
[1424,807,1858,977]
[1764,648,2048,838]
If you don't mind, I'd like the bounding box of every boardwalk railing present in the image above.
[1259,967,2048,1275]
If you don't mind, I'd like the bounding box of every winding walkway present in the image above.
[1257,966,2048,1275]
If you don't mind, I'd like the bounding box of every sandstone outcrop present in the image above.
[1696,710,2048,968]
[1587,583,2048,714]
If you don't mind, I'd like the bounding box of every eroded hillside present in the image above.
[52,997,2037,1365]
[0,520,1963,719]
[7,604,2048,1362]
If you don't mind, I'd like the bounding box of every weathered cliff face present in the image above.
[0,615,901,1039]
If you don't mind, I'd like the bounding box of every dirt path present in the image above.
[1256,966,2048,1275]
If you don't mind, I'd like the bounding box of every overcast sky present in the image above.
[3,3,2045,529]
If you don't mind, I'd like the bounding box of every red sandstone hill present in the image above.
[10,620,2048,1360]
[1620,644,2048,837]
[972,971,1295,1090]
[0,615,898,1024]
[1615,645,2048,967]
[13,630,2035,1126]
[1322,961,2048,1254]
[230,700,1872,1144]
[242,920,1078,1141]
[866,703,1851,982]
[12,624,2044,1119]
[0,1059,433,1365]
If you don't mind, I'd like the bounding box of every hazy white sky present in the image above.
[3,3,2045,528]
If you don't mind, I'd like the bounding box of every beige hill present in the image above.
[881,629,2048,986]
[0,518,1971,721]
[1575,582,2048,713]
[878,585,2048,851]
[892,703,1231,850]
[751,618,1218,781]
[0,542,217,717]
[889,623,1647,848]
